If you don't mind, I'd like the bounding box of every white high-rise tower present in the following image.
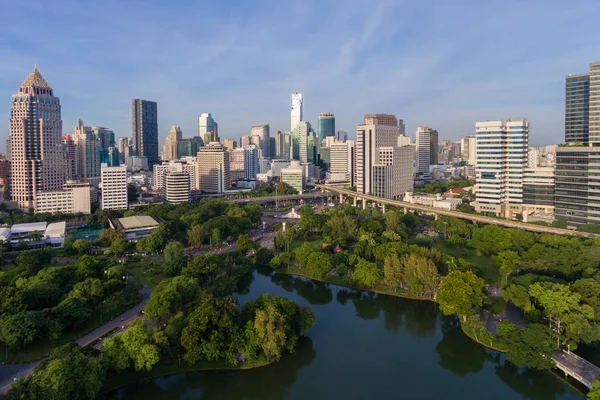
[291,92,303,132]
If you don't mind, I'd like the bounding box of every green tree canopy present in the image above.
[437,270,485,321]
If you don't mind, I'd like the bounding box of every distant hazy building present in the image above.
[335,131,348,142]
[162,126,182,161]
[197,142,230,193]
[415,126,439,176]
[35,181,92,215]
[62,135,78,181]
[281,160,304,194]
[291,92,303,132]
[117,137,131,164]
[198,113,218,144]
[73,119,100,179]
[177,137,202,159]
[94,127,115,150]
[473,119,529,218]
[101,163,127,210]
[125,156,148,172]
[243,144,259,181]
[222,139,237,151]
[460,136,477,165]
[292,121,314,163]
[398,135,411,147]
[229,148,245,183]
[356,114,412,199]
[10,68,65,210]
[275,131,291,159]
[132,99,159,168]
[250,124,270,158]
[318,112,335,145]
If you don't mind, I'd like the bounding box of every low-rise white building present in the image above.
[404,192,462,210]
[35,181,92,215]
[4,221,66,249]
[110,215,160,241]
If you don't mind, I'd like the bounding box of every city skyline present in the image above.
[1,2,599,151]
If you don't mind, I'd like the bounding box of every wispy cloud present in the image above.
[0,0,599,149]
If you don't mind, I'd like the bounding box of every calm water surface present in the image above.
[107,268,586,400]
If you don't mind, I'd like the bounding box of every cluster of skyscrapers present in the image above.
[5,61,600,229]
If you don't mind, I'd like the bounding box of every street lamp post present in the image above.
[105,269,110,280]
[123,275,128,286]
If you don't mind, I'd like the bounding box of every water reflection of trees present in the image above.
[269,274,333,305]
[494,359,583,400]
[436,316,487,376]
[336,288,438,336]
[108,338,317,400]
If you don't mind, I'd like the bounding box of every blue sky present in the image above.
[1,0,599,149]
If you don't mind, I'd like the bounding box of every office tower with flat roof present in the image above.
[291,92,303,132]
[461,136,477,165]
[292,121,314,162]
[281,160,304,194]
[590,62,600,144]
[10,67,65,210]
[415,126,439,176]
[73,119,100,179]
[62,135,78,180]
[100,163,127,210]
[356,114,412,199]
[326,139,355,187]
[162,126,182,161]
[198,113,218,144]
[244,144,258,181]
[473,119,528,218]
[132,99,159,167]
[196,142,230,193]
[318,112,335,146]
[230,148,245,183]
[565,73,590,144]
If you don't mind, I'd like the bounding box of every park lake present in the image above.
[105,268,586,400]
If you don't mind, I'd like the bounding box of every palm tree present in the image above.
[27,231,44,242]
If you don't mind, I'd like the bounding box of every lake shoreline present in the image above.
[101,358,276,395]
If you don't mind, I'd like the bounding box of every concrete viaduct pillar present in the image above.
[362,198,367,210]
[382,203,386,213]
[339,193,344,204]
[434,213,439,220]
[353,197,357,207]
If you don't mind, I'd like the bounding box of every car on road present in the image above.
[328,203,335,207]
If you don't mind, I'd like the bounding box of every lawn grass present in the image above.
[289,238,323,252]
[434,241,499,285]
[101,357,273,394]
[126,260,166,289]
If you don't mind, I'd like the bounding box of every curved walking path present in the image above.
[0,286,151,395]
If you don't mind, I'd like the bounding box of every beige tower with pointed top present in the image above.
[9,67,65,210]
[162,126,182,161]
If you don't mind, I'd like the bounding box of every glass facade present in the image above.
[555,148,600,225]
[318,113,335,145]
[565,74,590,144]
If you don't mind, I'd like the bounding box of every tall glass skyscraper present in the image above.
[565,73,590,144]
[132,99,159,168]
[318,112,335,146]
